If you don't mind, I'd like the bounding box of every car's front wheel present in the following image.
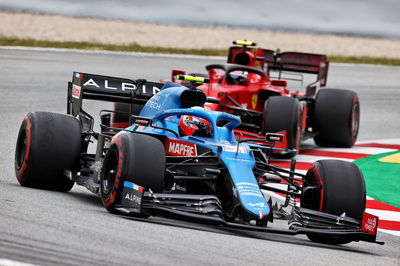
[100,133,166,213]
[301,160,366,244]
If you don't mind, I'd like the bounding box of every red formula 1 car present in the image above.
[169,41,360,157]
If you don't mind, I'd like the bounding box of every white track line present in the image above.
[356,138,400,144]
[0,259,39,266]
[309,146,398,155]
[365,209,400,222]
[290,155,353,163]
[378,229,400,237]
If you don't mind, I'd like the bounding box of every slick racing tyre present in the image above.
[263,96,300,158]
[100,133,165,213]
[313,89,360,147]
[301,160,366,245]
[15,112,81,192]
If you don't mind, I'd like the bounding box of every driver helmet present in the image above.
[227,72,248,85]
[179,115,212,137]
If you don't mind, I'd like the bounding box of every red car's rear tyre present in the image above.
[263,96,300,158]
[313,89,360,147]
[100,133,165,213]
[301,160,366,244]
[15,112,81,192]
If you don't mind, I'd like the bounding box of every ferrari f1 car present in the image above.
[14,72,381,245]
[168,41,360,157]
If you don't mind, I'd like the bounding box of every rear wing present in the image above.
[262,49,329,87]
[226,45,329,87]
[67,72,164,117]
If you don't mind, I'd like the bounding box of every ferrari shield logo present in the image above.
[251,94,258,109]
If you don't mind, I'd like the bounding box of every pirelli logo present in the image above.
[165,139,197,157]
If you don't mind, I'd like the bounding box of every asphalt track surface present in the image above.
[0,47,399,265]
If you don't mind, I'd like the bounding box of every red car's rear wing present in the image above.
[227,46,329,87]
[263,49,329,87]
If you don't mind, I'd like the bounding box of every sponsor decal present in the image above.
[122,82,136,91]
[142,84,161,95]
[133,118,151,126]
[361,212,379,235]
[222,144,247,154]
[248,202,266,207]
[121,181,144,212]
[72,84,81,99]
[145,100,161,109]
[251,94,258,109]
[83,78,137,91]
[165,139,197,156]
[81,76,162,96]
[83,78,100,88]
[236,182,264,198]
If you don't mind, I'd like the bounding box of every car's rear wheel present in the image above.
[301,160,366,244]
[100,133,165,213]
[313,89,360,147]
[263,96,300,158]
[15,112,81,192]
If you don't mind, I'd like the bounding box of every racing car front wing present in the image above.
[115,183,383,245]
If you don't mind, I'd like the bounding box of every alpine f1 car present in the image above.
[167,41,360,157]
[14,71,381,245]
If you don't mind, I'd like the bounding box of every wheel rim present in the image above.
[102,148,118,195]
[15,129,27,169]
[350,101,360,144]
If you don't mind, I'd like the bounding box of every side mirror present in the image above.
[265,133,283,143]
[172,69,186,82]
[175,75,210,90]
[175,75,210,83]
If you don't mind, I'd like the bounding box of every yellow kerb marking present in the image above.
[378,152,400,164]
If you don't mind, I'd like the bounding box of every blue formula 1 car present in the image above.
[14,72,382,245]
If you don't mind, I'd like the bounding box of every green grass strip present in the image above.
[1,37,400,66]
[354,151,400,208]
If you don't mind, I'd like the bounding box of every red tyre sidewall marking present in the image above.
[104,137,123,207]
[295,105,301,154]
[350,96,359,145]
[312,166,324,212]
[17,118,31,181]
